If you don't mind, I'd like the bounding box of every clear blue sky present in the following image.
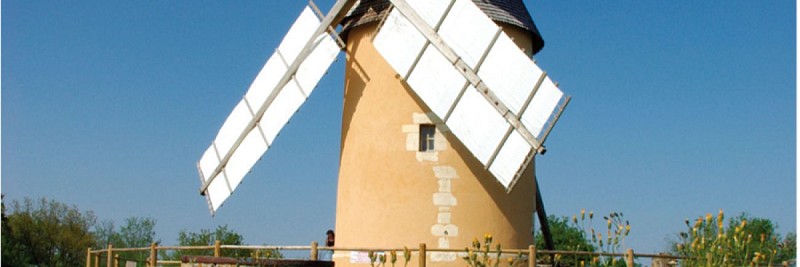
[3,0,796,255]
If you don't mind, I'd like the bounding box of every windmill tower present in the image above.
[333,0,547,265]
[196,1,569,266]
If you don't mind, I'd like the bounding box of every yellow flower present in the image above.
[752,252,761,263]
[573,215,578,224]
[581,209,586,220]
[589,211,594,220]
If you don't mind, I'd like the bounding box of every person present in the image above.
[326,230,335,247]
[320,230,335,261]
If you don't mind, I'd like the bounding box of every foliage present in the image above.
[2,197,96,266]
[460,234,526,267]
[535,210,632,267]
[535,215,595,265]
[366,246,413,267]
[93,217,159,266]
[672,210,795,266]
[94,219,119,248]
[251,246,284,260]
[588,211,631,267]
[162,224,256,260]
[780,232,796,260]
[2,195,32,266]
[463,234,497,267]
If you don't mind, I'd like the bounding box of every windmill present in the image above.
[197,0,569,265]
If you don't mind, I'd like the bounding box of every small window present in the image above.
[419,124,436,152]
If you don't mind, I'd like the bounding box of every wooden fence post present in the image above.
[215,240,222,257]
[86,248,92,267]
[625,248,634,267]
[311,241,319,260]
[94,252,100,267]
[528,245,536,267]
[114,254,119,267]
[106,244,113,267]
[149,242,157,267]
[419,243,427,267]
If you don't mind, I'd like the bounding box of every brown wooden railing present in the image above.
[87,241,683,267]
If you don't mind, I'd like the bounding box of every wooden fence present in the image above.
[87,241,684,267]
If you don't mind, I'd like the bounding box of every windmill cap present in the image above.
[341,0,545,55]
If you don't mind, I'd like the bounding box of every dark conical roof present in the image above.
[341,0,544,55]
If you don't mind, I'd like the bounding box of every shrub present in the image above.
[672,210,795,266]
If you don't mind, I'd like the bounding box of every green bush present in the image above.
[672,210,795,266]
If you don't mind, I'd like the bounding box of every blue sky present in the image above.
[2,0,795,255]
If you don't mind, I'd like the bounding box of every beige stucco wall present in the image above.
[335,21,537,267]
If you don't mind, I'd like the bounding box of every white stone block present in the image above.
[433,192,457,206]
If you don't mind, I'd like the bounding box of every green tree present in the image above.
[163,225,248,260]
[535,215,596,252]
[2,195,32,266]
[672,211,795,266]
[94,219,121,248]
[119,217,158,265]
[535,211,634,267]
[779,232,796,261]
[535,215,595,266]
[94,217,158,266]
[2,197,96,266]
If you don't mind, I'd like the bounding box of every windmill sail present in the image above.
[197,6,340,215]
[372,0,570,192]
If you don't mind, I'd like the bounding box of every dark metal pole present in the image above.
[534,177,554,250]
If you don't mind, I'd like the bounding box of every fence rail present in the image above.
[87,241,682,267]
